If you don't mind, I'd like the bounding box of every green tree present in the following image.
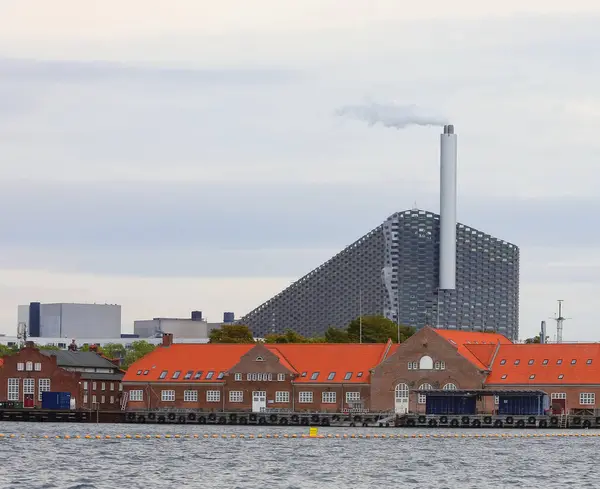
[324,327,350,343]
[209,325,255,344]
[525,335,541,344]
[0,344,19,357]
[101,343,127,359]
[264,329,309,343]
[37,344,61,351]
[347,315,416,343]
[122,341,156,369]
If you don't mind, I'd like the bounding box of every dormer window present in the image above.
[256,356,264,362]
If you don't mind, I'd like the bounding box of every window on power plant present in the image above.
[580,393,595,405]
[229,391,243,403]
[161,390,175,402]
[346,392,360,402]
[183,390,197,402]
[275,391,289,403]
[322,392,336,403]
[130,390,143,402]
[206,390,220,402]
[299,392,313,403]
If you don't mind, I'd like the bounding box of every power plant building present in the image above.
[241,125,520,340]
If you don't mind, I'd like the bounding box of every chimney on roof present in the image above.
[162,333,174,347]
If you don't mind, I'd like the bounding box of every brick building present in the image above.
[0,341,125,409]
[122,334,396,413]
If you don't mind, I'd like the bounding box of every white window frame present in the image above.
[101,395,105,404]
[229,391,243,403]
[83,381,88,390]
[129,390,144,402]
[101,382,106,391]
[184,390,198,402]
[345,391,360,403]
[277,373,285,381]
[8,378,20,401]
[275,391,289,403]
[322,391,336,404]
[92,395,97,404]
[110,383,115,391]
[580,393,595,405]
[38,378,50,401]
[234,373,242,381]
[418,383,432,404]
[206,390,220,402]
[299,391,313,403]
[494,396,499,405]
[551,392,567,400]
[17,363,24,371]
[161,390,175,402]
[110,396,114,404]
[442,383,457,391]
[92,382,97,390]
[119,384,123,391]
[23,378,35,396]
[34,362,42,371]
[83,394,88,404]
[25,361,33,372]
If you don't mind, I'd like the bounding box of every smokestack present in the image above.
[439,124,458,290]
[540,321,547,344]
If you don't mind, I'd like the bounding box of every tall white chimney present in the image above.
[439,124,457,290]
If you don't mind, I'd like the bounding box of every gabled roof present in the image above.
[40,350,120,370]
[266,343,394,384]
[432,329,512,370]
[486,343,600,385]
[123,344,256,382]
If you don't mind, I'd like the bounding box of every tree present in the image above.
[0,344,19,357]
[264,329,310,343]
[101,343,128,360]
[324,327,350,343]
[37,344,61,351]
[209,325,255,344]
[347,315,416,343]
[525,335,541,344]
[122,341,157,369]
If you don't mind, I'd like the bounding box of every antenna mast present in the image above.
[551,300,570,343]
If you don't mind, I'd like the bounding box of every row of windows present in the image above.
[130,389,362,404]
[500,373,575,381]
[16,362,42,372]
[236,373,286,382]
[7,378,50,401]
[83,381,121,392]
[499,358,593,366]
[153,370,226,381]
[407,360,446,371]
[83,394,116,405]
[550,392,596,405]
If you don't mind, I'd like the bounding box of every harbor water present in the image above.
[0,423,597,488]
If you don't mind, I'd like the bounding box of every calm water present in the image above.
[0,423,597,488]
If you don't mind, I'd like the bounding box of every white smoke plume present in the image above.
[335,101,448,129]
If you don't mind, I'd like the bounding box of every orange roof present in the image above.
[266,343,393,383]
[486,343,600,385]
[433,329,512,370]
[123,344,256,382]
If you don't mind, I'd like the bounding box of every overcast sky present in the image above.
[1,1,599,341]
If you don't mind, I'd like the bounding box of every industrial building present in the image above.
[241,125,519,339]
[17,302,122,339]
[133,311,233,339]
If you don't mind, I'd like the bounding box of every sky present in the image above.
[1,1,599,341]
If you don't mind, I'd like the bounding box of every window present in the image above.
[301,372,307,377]
[418,383,432,404]
[528,359,534,365]
[499,359,506,365]
[25,361,33,371]
[129,390,143,402]
[275,391,289,403]
[580,393,595,405]
[571,360,577,365]
[344,372,352,381]
[101,396,105,404]
[542,359,549,365]
[255,356,264,361]
[92,382,97,390]
[322,392,336,404]
[17,363,24,371]
[357,372,363,378]
[529,374,535,380]
[310,372,320,380]
[161,390,175,402]
[234,373,242,381]
[443,383,457,390]
[184,390,198,402]
[101,383,106,391]
[206,390,220,402]
[558,374,564,379]
[110,383,114,391]
[299,392,313,403]
[159,370,168,379]
[194,371,203,380]
[434,361,446,370]
[83,395,88,404]
[277,373,285,381]
[92,395,97,404]
[229,391,243,403]
[34,362,41,371]
[83,381,88,390]
[501,374,508,379]
[172,371,181,379]
[38,379,50,401]
[23,378,34,396]
[206,371,214,380]
[419,356,433,370]
[137,370,142,375]
[327,372,336,381]
[143,370,149,375]
[587,359,593,365]
[346,392,360,402]
[551,393,566,400]
[514,360,520,365]
[217,372,225,380]
[119,384,123,391]
[184,370,194,380]
[110,396,114,404]
[556,359,563,365]
[494,395,499,405]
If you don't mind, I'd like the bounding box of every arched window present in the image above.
[419,356,433,370]
[418,383,432,404]
[443,383,457,390]
[394,383,409,401]
[25,361,33,372]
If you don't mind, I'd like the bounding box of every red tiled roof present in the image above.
[486,343,600,385]
[432,329,512,370]
[464,344,498,369]
[266,343,392,383]
[123,344,256,382]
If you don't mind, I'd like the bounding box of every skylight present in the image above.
[143,370,149,375]
[528,360,534,365]
[499,359,506,365]
[558,374,564,379]
[571,359,577,365]
[184,370,193,380]
[301,372,307,377]
[136,370,142,375]
[206,371,214,380]
[172,370,181,379]
[310,372,320,380]
[217,372,225,380]
[501,374,508,379]
[514,360,520,365]
[344,372,352,380]
[159,370,168,379]
[542,359,549,365]
[557,359,563,365]
[327,372,336,381]
[587,359,593,365]
[529,374,535,379]
[357,372,363,378]
[193,371,203,380]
